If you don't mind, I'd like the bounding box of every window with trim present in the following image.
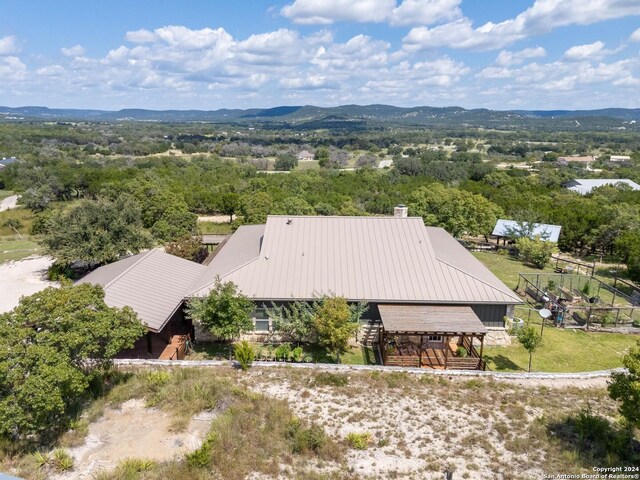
[252,308,270,332]
[427,335,443,342]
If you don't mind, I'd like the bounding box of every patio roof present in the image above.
[379,304,488,335]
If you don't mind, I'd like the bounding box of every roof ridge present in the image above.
[435,256,520,302]
[187,255,261,297]
[102,250,156,290]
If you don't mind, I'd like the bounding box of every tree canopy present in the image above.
[0,283,145,443]
[38,196,153,266]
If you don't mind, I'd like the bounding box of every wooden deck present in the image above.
[385,339,485,370]
[158,334,189,360]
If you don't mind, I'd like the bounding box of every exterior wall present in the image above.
[470,304,508,328]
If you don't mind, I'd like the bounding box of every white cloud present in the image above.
[0,36,19,56]
[563,41,605,60]
[404,0,640,51]
[390,0,462,26]
[36,65,66,76]
[61,45,85,57]
[0,56,26,80]
[495,47,546,66]
[125,29,159,44]
[282,0,461,26]
[630,27,640,42]
[282,0,395,24]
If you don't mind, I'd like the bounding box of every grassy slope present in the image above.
[474,251,639,372]
[0,239,41,263]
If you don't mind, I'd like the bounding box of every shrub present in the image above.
[456,346,468,358]
[290,346,304,362]
[274,343,292,361]
[345,432,373,450]
[515,236,555,269]
[234,340,255,371]
[186,438,213,468]
[47,262,75,281]
[286,418,327,453]
[144,370,171,389]
[312,372,349,387]
[581,282,591,296]
[112,458,155,479]
[52,449,74,472]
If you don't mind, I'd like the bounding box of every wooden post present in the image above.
[479,335,485,370]
[419,335,423,368]
[444,335,449,369]
[379,327,385,365]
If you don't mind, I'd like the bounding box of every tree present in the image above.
[165,235,207,263]
[150,207,198,242]
[186,277,254,342]
[516,325,542,372]
[515,236,556,269]
[408,184,502,238]
[312,297,359,363]
[274,155,298,171]
[616,231,640,282]
[39,196,153,267]
[0,283,145,443]
[266,301,315,344]
[608,340,640,430]
[240,192,273,224]
[219,192,240,222]
[275,196,316,216]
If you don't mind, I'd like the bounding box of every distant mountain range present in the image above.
[1,104,639,130]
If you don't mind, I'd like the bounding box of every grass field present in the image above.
[484,325,638,372]
[474,251,640,372]
[0,208,35,236]
[198,222,232,234]
[0,238,41,263]
[0,190,14,201]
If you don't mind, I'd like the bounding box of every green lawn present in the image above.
[198,222,232,234]
[472,251,555,290]
[0,238,41,263]
[474,251,640,372]
[484,326,638,372]
[0,208,35,236]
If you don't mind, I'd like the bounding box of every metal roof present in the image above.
[379,304,488,334]
[77,250,206,332]
[492,219,562,242]
[564,179,640,195]
[189,216,522,305]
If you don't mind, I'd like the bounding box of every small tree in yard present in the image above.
[516,324,542,372]
[266,301,315,344]
[234,340,256,371]
[516,236,556,269]
[312,297,359,363]
[608,340,640,431]
[186,277,254,346]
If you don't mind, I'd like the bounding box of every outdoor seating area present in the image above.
[378,305,487,370]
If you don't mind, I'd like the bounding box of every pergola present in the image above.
[378,305,488,370]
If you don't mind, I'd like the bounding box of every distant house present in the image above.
[556,155,596,166]
[563,178,640,195]
[609,155,631,162]
[81,211,522,369]
[296,150,314,161]
[0,157,19,169]
[492,219,561,244]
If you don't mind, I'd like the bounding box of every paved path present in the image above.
[0,195,19,212]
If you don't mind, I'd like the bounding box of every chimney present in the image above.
[394,204,408,218]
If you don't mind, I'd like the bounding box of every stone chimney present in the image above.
[393,204,408,218]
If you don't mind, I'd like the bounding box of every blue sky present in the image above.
[1,0,639,110]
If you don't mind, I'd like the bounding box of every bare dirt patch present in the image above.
[58,399,214,480]
[0,255,56,313]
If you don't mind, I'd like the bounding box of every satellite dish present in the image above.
[538,308,552,319]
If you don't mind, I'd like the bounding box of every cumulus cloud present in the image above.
[495,47,546,66]
[630,27,640,42]
[0,36,19,56]
[282,0,461,26]
[0,56,27,80]
[404,0,640,51]
[563,41,606,60]
[61,45,85,57]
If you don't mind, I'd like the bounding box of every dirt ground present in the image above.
[57,399,214,480]
[0,194,18,212]
[0,255,56,313]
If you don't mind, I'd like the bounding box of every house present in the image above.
[76,250,206,360]
[556,155,596,166]
[492,219,561,244]
[296,150,315,161]
[0,157,18,169]
[563,178,640,195]
[80,209,523,369]
[609,155,631,163]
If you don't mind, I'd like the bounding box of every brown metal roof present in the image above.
[77,250,206,332]
[189,216,522,305]
[379,304,488,334]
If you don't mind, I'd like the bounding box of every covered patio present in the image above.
[378,305,488,370]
